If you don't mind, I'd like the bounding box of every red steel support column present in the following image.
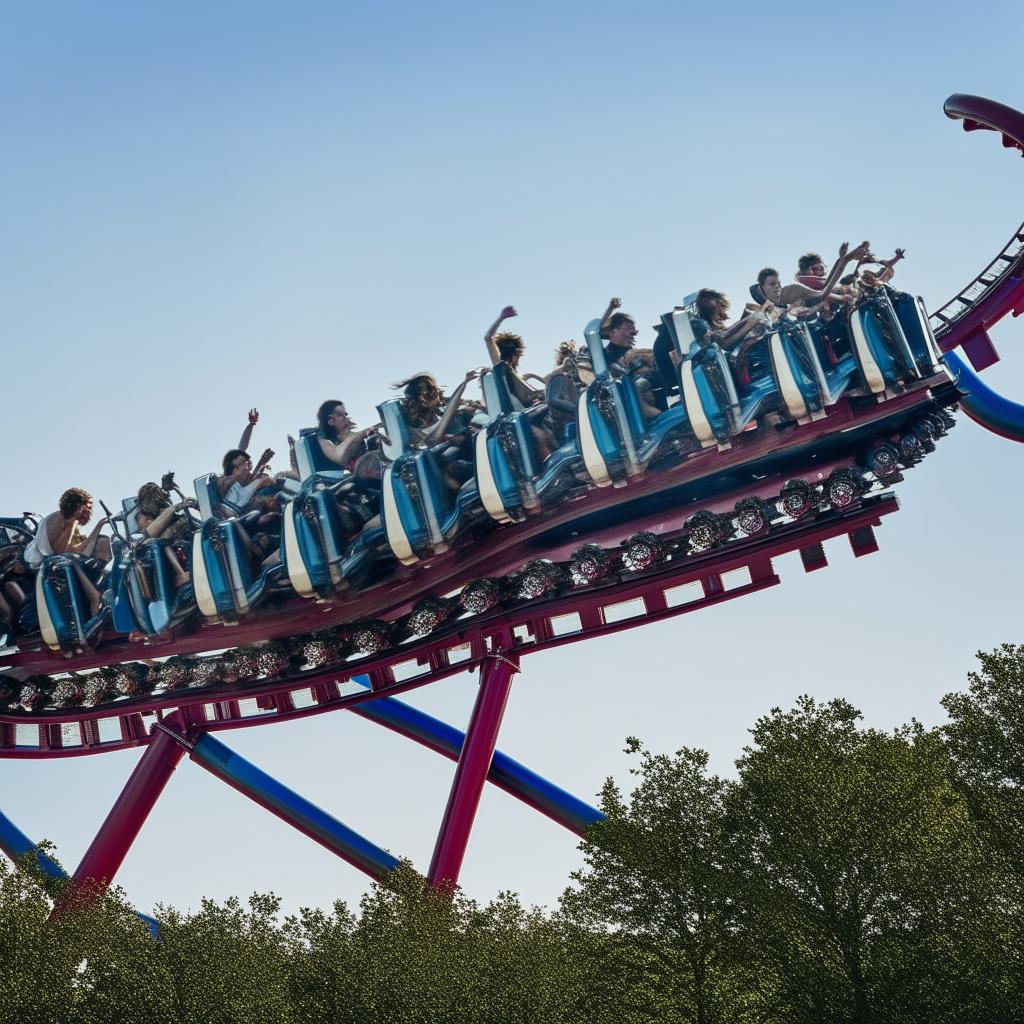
[53,716,186,914]
[427,647,519,889]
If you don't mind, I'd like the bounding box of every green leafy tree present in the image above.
[560,738,744,1024]
[729,697,1010,1024]
[943,643,1024,860]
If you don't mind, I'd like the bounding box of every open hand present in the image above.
[248,408,259,425]
[849,241,871,262]
[500,305,518,320]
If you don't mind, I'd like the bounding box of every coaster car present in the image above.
[654,311,773,450]
[2,513,115,654]
[379,399,485,565]
[474,364,581,524]
[848,286,941,397]
[34,553,114,656]
[107,497,199,637]
[784,315,860,407]
[282,433,387,599]
[577,318,704,485]
[0,515,39,639]
[190,474,286,625]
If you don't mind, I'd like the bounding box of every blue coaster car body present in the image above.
[888,289,944,376]
[848,288,925,395]
[108,499,197,637]
[282,433,386,599]
[766,319,845,420]
[578,318,702,483]
[190,474,284,624]
[0,516,38,639]
[379,399,483,565]
[34,553,112,655]
[474,364,581,523]
[790,317,859,405]
[656,310,769,449]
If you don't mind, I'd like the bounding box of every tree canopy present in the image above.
[2,645,1022,1024]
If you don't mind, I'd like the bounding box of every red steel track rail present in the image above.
[928,94,1024,370]
[0,496,897,759]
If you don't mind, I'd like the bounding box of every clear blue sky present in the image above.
[3,2,1024,917]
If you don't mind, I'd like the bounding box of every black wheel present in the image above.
[686,510,724,553]
[621,531,668,572]
[866,441,900,481]
[568,544,612,587]
[824,468,865,510]
[734,497,770,537]
[898,431,924,466]
[779,480,818,520]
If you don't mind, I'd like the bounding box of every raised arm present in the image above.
[430,369,483,440]
[869,248,905,284]
[252,447,275,478]
[600,297,622,332]
[780,241,870,306]
[238,408,259,451]
[484,306,517,364]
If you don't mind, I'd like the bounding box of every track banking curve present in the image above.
[932,94,1024,442]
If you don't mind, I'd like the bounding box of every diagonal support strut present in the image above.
[428,647,519,889]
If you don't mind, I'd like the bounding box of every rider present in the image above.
[781,242,870,311]
[483,306,553,459]
[394,372,483,488]
[316,401,381,471]
[544,342,585,444]
[599,298,639,369]
[134,480,197,588]
[23,488,111,617]
[313,400,384,534]
[218,449,276,511]
[484,306,545,408]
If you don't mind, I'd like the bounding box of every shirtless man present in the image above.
[23,488,111,616]
[781,242,871,311]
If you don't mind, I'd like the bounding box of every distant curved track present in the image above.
[930,94,1024,443]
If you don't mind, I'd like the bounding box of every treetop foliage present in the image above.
[2,646,1023,1024]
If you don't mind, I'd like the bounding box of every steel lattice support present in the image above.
[428,647,520,889]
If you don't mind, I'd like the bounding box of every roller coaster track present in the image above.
[929,95,1024,369]
[0,496,897,758]
[3,91,1012,914]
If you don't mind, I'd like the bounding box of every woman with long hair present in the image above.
[316,400,380,470]
[393,370,482,445]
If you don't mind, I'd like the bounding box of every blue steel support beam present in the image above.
[348,678,604,836]
[945,350,1024,443]
[190,733,401,881]
[1,808,160,937]
[0,808,66,881]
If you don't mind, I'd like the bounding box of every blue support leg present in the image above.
[349,676,604,836]
[1,808,160,937]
